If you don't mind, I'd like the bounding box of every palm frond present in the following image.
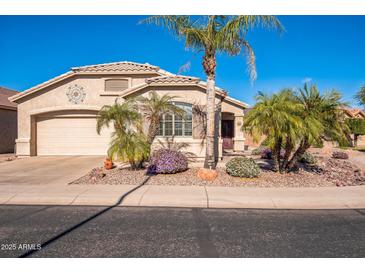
[139,16,191,38]
[355,85,365,107]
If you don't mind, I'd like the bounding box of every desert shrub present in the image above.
[148,149,188,174]
[261,148,272,159]
[332,151,349,159]
[298,152,317,164]
[225,157,261,178]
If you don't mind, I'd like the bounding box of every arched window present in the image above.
[158,102,192,137]
[105,79,129,92]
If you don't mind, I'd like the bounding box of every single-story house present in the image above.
[9,61,249,158]
[0,87,18,153]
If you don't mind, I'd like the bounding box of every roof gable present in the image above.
[342,107,365,119]
[9,61,249,109]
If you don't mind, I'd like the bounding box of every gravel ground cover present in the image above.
[71,157,365,188]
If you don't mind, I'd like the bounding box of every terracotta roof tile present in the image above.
[0,87,18,109]
[341,107,365,118]
[145,75,200,84]
[72,61,160,73]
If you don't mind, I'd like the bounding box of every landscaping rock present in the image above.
[72,156,365,188]
[318,158,365,186]
[197,168,218,181]
[88,167,106,182]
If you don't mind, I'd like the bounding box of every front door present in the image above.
[221,120,234,149]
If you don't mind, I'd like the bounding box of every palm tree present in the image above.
[243,89,302,172]
[96,99,141,135]
[108,130,150,169]
[141,16,284,169]
[135,91,186,145]
[96,100,149,168]
[286,84,349,170]
[243,84,349,173]
[355,85,365,107]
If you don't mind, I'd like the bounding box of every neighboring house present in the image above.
[10,61,248,158]
[341,107,365,147]
[241,107,266,149]
[342,107,365,120]
[0,87,18,153]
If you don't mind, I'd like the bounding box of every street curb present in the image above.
[1,185,365,209]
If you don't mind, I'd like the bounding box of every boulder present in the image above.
[197,168,218,181]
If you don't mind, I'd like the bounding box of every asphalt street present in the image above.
[0,205,364,257]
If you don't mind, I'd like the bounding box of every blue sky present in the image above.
[0,15,364,106]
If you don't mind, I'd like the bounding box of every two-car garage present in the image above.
[35,111,113,156]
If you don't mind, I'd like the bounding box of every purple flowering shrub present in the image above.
[148,149,188,174]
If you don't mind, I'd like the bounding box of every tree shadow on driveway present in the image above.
[19,176,151,258]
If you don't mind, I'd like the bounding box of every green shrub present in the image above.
[346,118,365,135]
[298,152,316,164]
[225,157,261,178]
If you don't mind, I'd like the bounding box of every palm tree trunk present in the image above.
[280,136,293,173]
[272,137,282,172]
[147,116,159,145]
[204,75,216,169]
[285,137,310,171]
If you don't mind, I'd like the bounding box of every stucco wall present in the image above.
[0,108,17,153]
[15,74,245,157]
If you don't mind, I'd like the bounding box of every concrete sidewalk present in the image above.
[0,183,364,209]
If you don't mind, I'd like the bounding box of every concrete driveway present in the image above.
[0,156,104,185]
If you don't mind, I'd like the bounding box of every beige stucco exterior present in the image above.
[11,62,248,159]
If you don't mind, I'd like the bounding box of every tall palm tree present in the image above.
[243,89,302,172]
[355,85,365,107]
[141,16,284,169]
[135,91,186,145]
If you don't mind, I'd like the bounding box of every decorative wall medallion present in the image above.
[66,84,86,104]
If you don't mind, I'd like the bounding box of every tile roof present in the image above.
[0,87,18,110]
[9,61,248,108]
[145,75,200,84]
[341,107,365,118]
[72,61,161,73]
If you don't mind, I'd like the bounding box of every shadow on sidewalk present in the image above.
[19,176,151,258]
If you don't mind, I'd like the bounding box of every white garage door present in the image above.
[37,116,113,155]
